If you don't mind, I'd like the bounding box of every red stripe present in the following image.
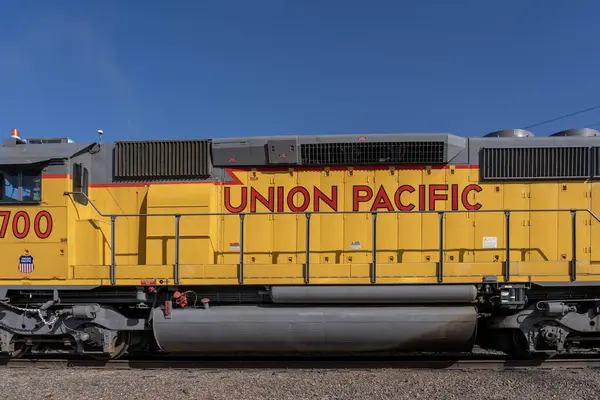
[239,165,480,172]
[45,166,479,188]
[88,168,246,188]
[42,174,71,179]
[89,181,211,188]
[218,168,244,185]
[89,183,148,188]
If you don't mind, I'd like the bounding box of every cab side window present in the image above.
[21,171,42,202]
[1,171,20,202]
[0,169,42,203]
[72,163,89,205]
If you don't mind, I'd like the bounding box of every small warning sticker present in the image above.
[350,241,362,250]
[229,243,240,251]
[482,236,498,249]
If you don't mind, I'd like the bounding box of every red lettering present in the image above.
[394,185,415,211]
[276,186,284,212]
[428,184,448,211]
[287,187,310,212]
[462,184,483,210]
[12,211,30,239]
[224,187,247,213]
[314,186,338,212]
[451,184,459,210]
[0,211,10,238]
[223,183,485,213]
[250,187,275,212]
[34,211,53,239]
[371,186,394,212]
[352,185,373,211]
[418,185,426,211]
[0,210,54,239]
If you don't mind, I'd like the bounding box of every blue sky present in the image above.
[1,0,599,142]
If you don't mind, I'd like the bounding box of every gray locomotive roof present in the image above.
[2,128,600,184]
[0,140,95,165]
[3,128,600,179]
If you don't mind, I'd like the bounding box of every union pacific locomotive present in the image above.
[1,127,600,359]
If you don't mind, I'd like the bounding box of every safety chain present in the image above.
[0,301,58,326]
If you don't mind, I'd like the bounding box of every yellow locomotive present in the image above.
[1,127,599,358]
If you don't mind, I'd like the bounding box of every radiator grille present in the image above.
[300,141,445,165]
[593,147,600,178]
[480,147,590,180]
[114,140,211,180]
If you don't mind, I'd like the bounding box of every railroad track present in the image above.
[1,354,600,370]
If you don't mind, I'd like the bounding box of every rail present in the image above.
[6,354,600,370]
[65,191,600,286]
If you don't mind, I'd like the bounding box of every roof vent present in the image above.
[114,139,212,180]
[484,129,534,138]
[551,128,600,137]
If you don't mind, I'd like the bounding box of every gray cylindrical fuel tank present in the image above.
[152,305,477,354]
[269,285,477,304]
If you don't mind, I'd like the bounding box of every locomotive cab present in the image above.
[0,166,69,281]
[0,132,87,281]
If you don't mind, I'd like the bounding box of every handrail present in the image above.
[64,191,600,286]
[64,191,600,220]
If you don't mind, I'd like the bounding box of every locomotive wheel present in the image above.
[8,337,28,359]
[494,329,529,357]
[90,330,131,360]
[109,331,131,360]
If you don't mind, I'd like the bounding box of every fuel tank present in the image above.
[269,285,478,304]
[152,305,477,354]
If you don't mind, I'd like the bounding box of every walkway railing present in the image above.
[64,191,600,286]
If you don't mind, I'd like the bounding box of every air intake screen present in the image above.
[300,141,445,165]
[480,147,590,180]
[114,140,211,180]
[593,147,600,178]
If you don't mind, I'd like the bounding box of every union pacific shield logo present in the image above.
[18,255,34,273]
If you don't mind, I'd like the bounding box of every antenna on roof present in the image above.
[97,129,103,146]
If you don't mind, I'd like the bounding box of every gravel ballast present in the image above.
[2,368,600,399]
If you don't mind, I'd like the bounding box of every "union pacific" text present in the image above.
[223,184,483,213]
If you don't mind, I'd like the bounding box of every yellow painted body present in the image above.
[2,167,600,286]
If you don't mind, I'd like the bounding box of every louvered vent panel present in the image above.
[593,147,600,178]
[114,140,211,180]
[300,141,445,165]
[480,147,590,180]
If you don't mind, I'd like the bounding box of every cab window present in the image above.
[0,169,42,203]
[72,163,89,205]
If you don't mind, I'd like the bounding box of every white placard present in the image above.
[482,236,498,249]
